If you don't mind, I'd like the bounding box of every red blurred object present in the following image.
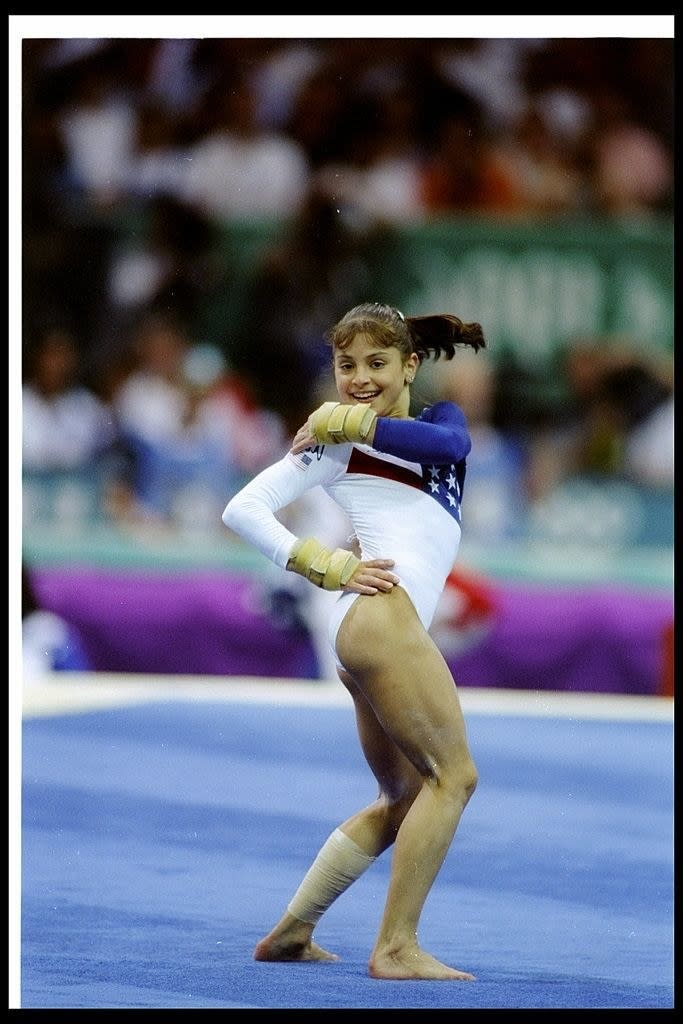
[430,565,499,657]
[660,620,674,697]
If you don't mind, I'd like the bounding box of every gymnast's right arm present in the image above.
[222,456,306,570]
[222,454,397,594]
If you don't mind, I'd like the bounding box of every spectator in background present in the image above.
[482,97,589,217]
[434,37,543,139]
[526,337,674,501]
[309,40,447,226]
[422,72,589,221]
[139,37,211,121]
[22,320,117,472]
[101,194,230,357]
[285,55,363,170]
[427,348,529,540]
[124,100,196,204]
[22,563,92,679]
[420,104,521,217]
[22,48,116,369]
[189,344,287,482]
[247,38,326,134]
[596,358,674,489]
[181,71,310,220]
[111,309,284,529]
[589,88,673,218]
[53,42,139,212]
[315,84,428,226]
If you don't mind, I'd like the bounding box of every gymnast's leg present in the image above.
[335,585,478,980]
[253,667,426,963]
[254,586,477,977]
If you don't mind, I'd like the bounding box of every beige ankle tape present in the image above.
[287,828,376,925]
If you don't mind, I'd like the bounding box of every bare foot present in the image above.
[369,945,475,981]
[253,916,339,963]
[254,934,339,962]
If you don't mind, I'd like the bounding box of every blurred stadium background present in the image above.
[13,17,674,698]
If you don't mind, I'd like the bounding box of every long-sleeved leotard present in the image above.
[222,401,471,665]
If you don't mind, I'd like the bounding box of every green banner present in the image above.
[395,218,673,366]
[209,216,673,368]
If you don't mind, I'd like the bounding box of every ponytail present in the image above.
[327,302,487,363]
[405,314,486,362]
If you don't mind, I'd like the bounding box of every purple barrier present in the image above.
[30,568,320,680]
[29,567,673,696]
[448,581,673,696]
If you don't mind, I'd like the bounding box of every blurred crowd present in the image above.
[23,36,674,224]
[21,36,674,546]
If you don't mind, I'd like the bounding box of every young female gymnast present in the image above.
[223,301,486,980]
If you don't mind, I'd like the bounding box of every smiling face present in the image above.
[333,332,419,419]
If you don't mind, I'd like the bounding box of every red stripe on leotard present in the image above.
[346,447,424,489]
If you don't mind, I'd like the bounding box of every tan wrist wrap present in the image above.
[287,536,360,590]
[310,402,377,444]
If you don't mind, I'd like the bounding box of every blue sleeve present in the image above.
[372,401,471,463]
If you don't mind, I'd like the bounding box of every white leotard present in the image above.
[223,407,467,670]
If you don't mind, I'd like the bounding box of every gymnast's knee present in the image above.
[426,755,478,808]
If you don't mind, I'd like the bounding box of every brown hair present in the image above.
[326,302,486,363]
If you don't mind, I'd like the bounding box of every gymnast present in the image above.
[223,301,486,980]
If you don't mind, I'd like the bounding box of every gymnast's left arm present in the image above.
[292,400,471,464]
[372,401,472,464]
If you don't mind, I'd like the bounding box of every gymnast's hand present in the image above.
[290,420,316,455]
[343,534,398,595]
[344,558,399,596]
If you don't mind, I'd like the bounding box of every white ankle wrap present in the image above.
[287,828,376,925]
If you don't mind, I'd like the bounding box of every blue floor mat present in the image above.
[19,698,674,1009]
